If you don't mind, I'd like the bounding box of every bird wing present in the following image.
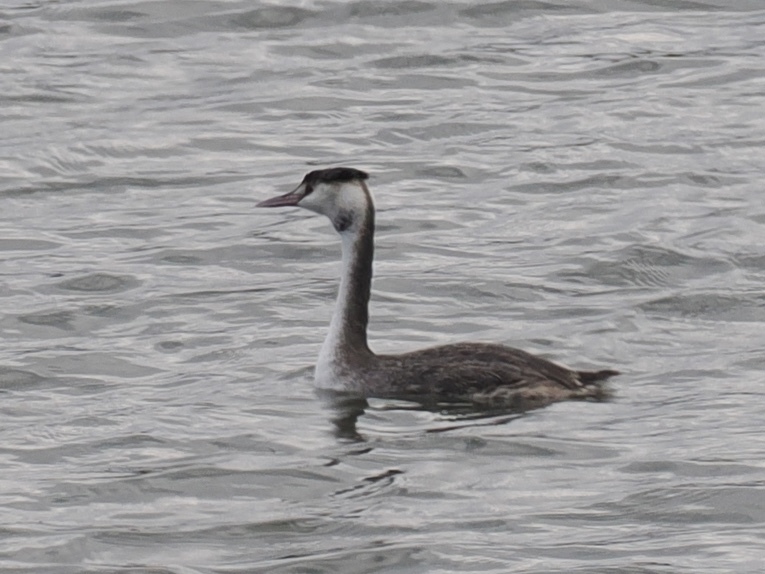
[376,342,584,399]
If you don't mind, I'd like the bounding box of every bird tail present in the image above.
[577,369,620,386]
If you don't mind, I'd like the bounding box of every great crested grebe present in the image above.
[258,167,618,408]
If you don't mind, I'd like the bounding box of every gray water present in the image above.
[2,1,765,572]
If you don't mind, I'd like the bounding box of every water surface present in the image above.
[2,1,765,572]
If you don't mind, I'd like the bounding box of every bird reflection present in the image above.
[319,390,537,440]
[318,392,369,441]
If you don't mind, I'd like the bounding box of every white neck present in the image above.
[315,233,355,388]
[314,208,375,390]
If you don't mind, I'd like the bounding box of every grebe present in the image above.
[258,167,618,408]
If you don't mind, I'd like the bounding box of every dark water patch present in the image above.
[10,433,165,469]
[0,91,86,105]
[734,253,765,273]
[17,309,75,330]
[265,96,377,112]
[157,251,205,265]
[0,368,46,390]
[562,567,676,574]
[77,9,146,23]
[30,352,161,379]
[622,460,759,478]
[272,41,386,61]
[373,73,476,90]
[640,293,765,322]
[348,0,435,18]
[230,7,316,30]
[597,484,765,525]
[731,353,765,371]
[633,0,726,11]
[44,3,147,23]
[577,245,733,288]
[461,0,593,20]
[679,171,740,188]
[77,176,203,192]
[397,122,497,142]
[588,58,662,78]
[372,54,462,69]
[6,175,220,197]
[416,165,468,179]
[662,67,764,89]
[156,340,184,353]
[519,158,637,174]
[0,238,61,251]
[511,173,630,194]
[610,141,704,155]
[55,273,139,293]
[63,226,167,241]
[252,544,423,574]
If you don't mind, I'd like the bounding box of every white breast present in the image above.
[313,351,355,391]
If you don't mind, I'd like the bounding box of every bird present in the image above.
[257,167,618,409]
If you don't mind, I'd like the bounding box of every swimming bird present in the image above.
[258,167,618,408]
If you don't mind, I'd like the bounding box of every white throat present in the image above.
[314,230,358,390]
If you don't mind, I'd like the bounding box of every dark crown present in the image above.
[302,167,369,188]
